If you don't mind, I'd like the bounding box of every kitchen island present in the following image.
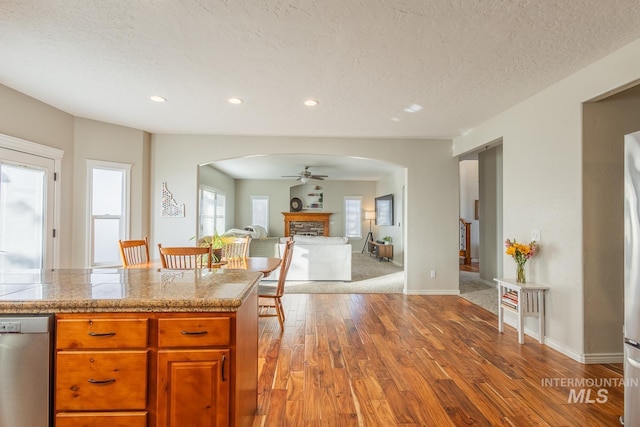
[0,267,262,427]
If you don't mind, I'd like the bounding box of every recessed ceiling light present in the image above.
[304,99,319,107]
[150,95,166,103]
[228,97,243,104]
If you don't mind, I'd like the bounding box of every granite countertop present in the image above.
[0,268,262,313]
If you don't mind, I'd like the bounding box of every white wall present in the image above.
[151,135,458,294]
[453,37,640,361]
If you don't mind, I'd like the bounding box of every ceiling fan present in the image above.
[282,166,328,183]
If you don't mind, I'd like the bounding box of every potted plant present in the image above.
[382,236,392,245]
[193,232,225,262]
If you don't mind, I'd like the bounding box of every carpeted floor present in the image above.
[459,271,498,314]
[267,252,404,294]
[263,253,498,314]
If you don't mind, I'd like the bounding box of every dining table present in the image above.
[135,256,282,277]
[218,256,281,277]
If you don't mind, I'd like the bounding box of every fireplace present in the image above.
[282,212,332,237]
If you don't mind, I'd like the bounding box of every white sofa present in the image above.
[268,235,352,281]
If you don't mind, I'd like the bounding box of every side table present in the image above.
[494,278,549,344]
[368,241,393,261]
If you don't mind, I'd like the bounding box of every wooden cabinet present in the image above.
[56,412,148,427]
[56,350,148,411]
[368,241,393,261]
[55,314,149,426]
[54,291,258,427]
[157,349,230,427]
[156,316,232,427]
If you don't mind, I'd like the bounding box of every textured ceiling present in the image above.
[2,0,640,140]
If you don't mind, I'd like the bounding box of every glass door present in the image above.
[0,147,55,270]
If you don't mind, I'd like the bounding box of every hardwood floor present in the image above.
[253,293,623,426]
[459,261,479,273]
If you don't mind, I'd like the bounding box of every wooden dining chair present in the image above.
[258,239,294,332]
[221,236,251,260]
[118,237,150,267]
[157,244,212,269]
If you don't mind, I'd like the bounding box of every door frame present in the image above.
[0,133,64,268]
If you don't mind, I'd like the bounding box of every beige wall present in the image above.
[478,146,502,282]
[0,84,75,266]
[459,160,479,261]
[453,37,640,361]
[0,85,151,268]
[152,135,458,294]
[233,179,378,243]
[583,85,640,356]
[72,118,151,267]
[199,164,237,237]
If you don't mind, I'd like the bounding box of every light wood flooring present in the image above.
[253,293,623,426]
[459,261,480,273]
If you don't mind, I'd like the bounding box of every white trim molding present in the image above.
[0,132,64,268]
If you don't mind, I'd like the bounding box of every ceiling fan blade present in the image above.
[310,175,328,178]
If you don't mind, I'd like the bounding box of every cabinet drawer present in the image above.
[56,411,147,427]
[57,318,149,349]
[158,317,231,347]
[56,351,148,411]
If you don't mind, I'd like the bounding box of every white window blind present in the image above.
[87,160,131,267]
[251,195,270,233]
[344,196,362,238]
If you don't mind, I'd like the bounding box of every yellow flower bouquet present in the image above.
[505,238,539,283]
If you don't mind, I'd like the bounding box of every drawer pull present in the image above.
[87,331,116,337]
[180,330,208,336]
[88,378,116,385]
[222,354,226,382]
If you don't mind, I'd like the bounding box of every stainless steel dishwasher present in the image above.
[0,314,53,427]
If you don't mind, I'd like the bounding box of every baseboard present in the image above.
[541,337,585,363]
[501,317,624,364]
[544,339,623,364]
[581,352,624,364]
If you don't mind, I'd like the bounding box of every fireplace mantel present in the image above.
[282,212,332,237]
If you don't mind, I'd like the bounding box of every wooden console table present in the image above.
[368,241,393,261]
[494,278,548,344]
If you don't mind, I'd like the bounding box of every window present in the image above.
[344,196,362,238]
[199,187,226,237]
[87,160,131,267]
[251,195,269,233]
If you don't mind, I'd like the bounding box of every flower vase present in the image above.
[516,263,526,284]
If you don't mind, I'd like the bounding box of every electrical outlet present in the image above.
[430,270,436,278]
[531,230,541,242]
